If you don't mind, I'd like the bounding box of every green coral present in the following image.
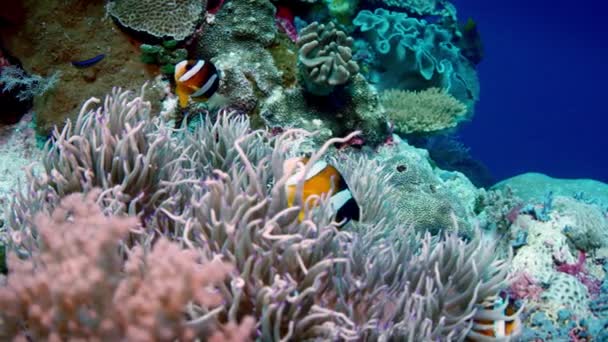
[140,41,187,76]
[381,87,467,134]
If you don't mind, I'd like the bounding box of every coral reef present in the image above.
[107,0,206,41]
[297,21,359,95]
[553,196,608,251]
[195,0,277,58]
[353,7,479,115]
[366,0,457,18]
[212,48,283,115]
[0,65,60,103]
[0,191,254,340]
[493,172,608,206]
[381,87,468,134]
[10,0,608,339]
[194,0,281,115]
[372,134,479,236]
[540,273,591,318]
[1,88,514,340]
[261,73,387,145]
[0,0,161,136]
[0,48,33,125]
[503,192,608,340]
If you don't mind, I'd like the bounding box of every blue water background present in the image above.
[453,1,608,183]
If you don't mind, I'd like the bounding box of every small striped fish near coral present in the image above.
[467,295,523,341]
[283,156,360,226]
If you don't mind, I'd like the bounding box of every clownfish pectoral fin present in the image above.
[176,84,190,108]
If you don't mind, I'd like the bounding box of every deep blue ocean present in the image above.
[454,0,608,184]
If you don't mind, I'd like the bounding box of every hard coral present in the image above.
[381,87,467,134]
[367,0,457,18]
[261,73,388,145]
[196,0,277,58]
[108,0,206,41]
[194,0,280,114]
[4,87,516,341]
[297,21,359,96]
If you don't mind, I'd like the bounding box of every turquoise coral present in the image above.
[366,0,457,18]
[353,8,479,111]
[354,8,455,85]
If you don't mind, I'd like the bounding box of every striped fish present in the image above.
[284,157,360,227]
[174,59,220,108]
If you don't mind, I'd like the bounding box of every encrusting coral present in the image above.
[2,88,518,340]
[107,0,206,41]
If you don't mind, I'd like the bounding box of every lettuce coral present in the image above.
[353,8,479,111]
[366,0,457,18]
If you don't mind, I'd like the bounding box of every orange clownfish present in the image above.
[284,157,360,227]
[174,59,220,108]
[467,296,522,341]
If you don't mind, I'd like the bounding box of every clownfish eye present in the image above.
[396,165,407,172]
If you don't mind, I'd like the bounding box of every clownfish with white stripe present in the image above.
[466,295,522,341]
[284,157,360,227]
[174,59,220,108]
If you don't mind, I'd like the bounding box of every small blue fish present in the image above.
[71,54,105,68]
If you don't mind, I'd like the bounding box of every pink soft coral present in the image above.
[555,251,602,297]
[0,191,253,341]
[508,271,544,301]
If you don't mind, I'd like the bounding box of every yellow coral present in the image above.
[381,87,467,134]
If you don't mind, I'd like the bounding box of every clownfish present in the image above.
[467,295,522,341]
[174,59,220,108]
[284,157,360,227]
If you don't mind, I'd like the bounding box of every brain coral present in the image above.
[297,22,359,95]
[107,0,205,41]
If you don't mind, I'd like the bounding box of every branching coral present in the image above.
[297,22,360,95]
[0,191,254,341]
[381,87,467,134]
[0,65,61,101]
